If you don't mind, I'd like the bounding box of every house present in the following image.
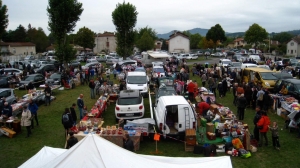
[154,40,162,51]
[226,42,234,49]
[0,42,36,55]
[234,38,247,48]
[93,32,117,54]
[168,31,190,53]
[286,36,300,57]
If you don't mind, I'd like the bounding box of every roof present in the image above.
[291,36,300,43]
[244,67,273,72]
[281,78,300,84]
[159,95,189,106]
[96,32,115,37]
[234,38,244,42]
[148,51,170,58]
[119,90,140,97]
[272,72,293,79]
[5,42,35,47]
[169,31,189,40]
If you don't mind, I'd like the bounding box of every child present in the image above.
[269,121,280,150]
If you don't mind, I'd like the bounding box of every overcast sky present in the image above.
[2,0,300,35]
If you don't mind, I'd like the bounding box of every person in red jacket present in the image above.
[198,101,210,116]
[257,111,270,147]
[187,80,196,102]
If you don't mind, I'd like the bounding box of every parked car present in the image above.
[81,62,101,70]
[86,59,98,64]
[211,52,224,57]
[3,68,23,76]
[0,88,17,109]
[274,79,300,100]
[257,65,270,70]
[68,60,81,67]
[249,55,261,63]
[24,55,35,61]
[17,74,45,89]
[272,72,293,80]
[46,72,62,85]
[197,51,203,56]
[35,64,56,75]
[47,60,60,69]
[134,67,146,72]
[9,61,30,70]
[115,90,144,121]
[186,54,198,60]
[29,60,40,68]
[76,56,85,62]
[96,56,107,62]
[0,75,14,88]
[177,54,189,60]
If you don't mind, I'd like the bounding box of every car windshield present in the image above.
[295,84,300,93]
[222,61,231,64]
[260,72,277,80]
[25,76,35,81]
[118,97,141,105]
[50,73,61,79]
[127,76,147,84]
[157,89,176,98]
[231,62,241,67]
[153,68,165,73]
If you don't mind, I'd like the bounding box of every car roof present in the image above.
[272,73,293,79]
[221,59,231,61]
[153,66,164,68]
[159,95,189,106]
[244,67,272,72]
[0,88,13,92]
[119,90,140,97]
[4,68,22,71]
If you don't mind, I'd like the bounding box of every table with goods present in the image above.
[67,94,142,151]
[188,103,255,157]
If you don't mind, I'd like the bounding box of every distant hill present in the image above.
[156,28,300,39]
[157,28,210,39]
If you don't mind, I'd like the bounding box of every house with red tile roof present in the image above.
[0,42,36,55]
[93,32,116,54]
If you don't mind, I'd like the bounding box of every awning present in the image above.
[148,52,170,58]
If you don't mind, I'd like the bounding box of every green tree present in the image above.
[47,0,83,67]
[48,32,56,45]
[0,0,8,39]
[136,26,156,41]
[75,26,95,50]
[158,38,168,51]
[13,25,27,42]
[206,24,227,48]
[136,31,155,52]
[67,34,77,44]
[182,30,192,37]
[244,23,268,51]
[272,32,293,44]
[190,33,202,49]
[112,2,138,59]
[27,27,49,52]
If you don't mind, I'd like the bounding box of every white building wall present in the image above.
[286,40,298,57]
[94,36,117,54]
[168,36,190,53]
[8,46,36,55]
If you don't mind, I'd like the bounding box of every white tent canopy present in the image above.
[148,51,170,58]
[20,134,232,168]
[19,146,67,168]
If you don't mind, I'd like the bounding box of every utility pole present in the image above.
[269,34,270,54]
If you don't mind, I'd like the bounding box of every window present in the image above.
[288,50,289,53]
[106,42,109,47]
[291,50,293,54]
[291,42,294,46]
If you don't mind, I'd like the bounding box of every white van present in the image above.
[126,71,149,97]
[154,95,197,137]
[249,55,261,63]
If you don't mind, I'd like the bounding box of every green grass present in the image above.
[1,66,300,168]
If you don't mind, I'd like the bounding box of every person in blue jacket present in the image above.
[28,99,39,129]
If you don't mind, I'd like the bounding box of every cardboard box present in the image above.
[206,123,214,133]
[185,129,196,145]
[0,127,16,138]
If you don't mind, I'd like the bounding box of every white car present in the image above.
[177,54,189,59]
[152,66,165,78]
[211,52,224,57]
[115,90,144,121]
[186,54,198,60]
[219,59,232,67]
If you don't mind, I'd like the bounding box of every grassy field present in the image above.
[1,66,300,168]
